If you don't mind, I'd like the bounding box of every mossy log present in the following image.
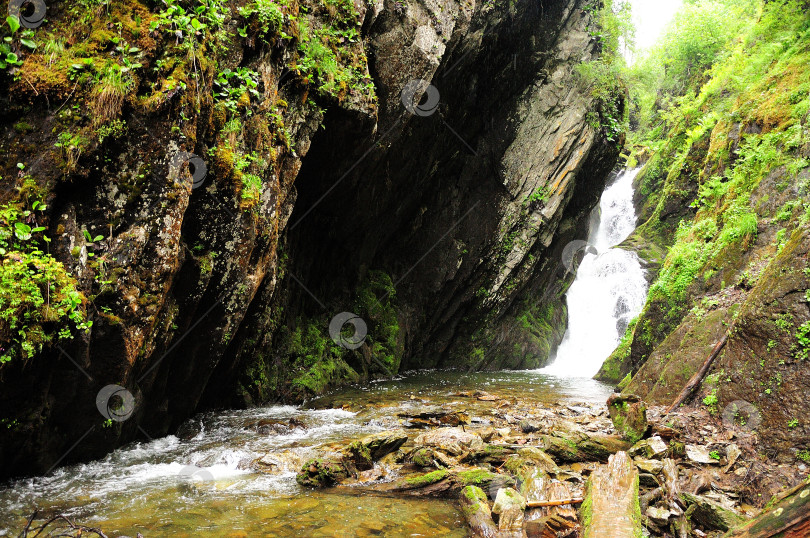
[723,481,810,537]
[378,468,516,498]
[459,486,500,537]
[537,430,630,463]
[580,451,642,538]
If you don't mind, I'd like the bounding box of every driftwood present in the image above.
[723,481,810,537]
[18,510,112,538]
[581,451,641,538]
[525,498,584,508]
[524,477,580,538]
[666,332,729,413]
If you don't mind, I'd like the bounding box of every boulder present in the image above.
[681,493,745,531]
[414,428,484,456]
[628,436,668,459]
[296,458,350,487]
[492,487,528,532]
[685,444,720,465]
[607,393,649,443]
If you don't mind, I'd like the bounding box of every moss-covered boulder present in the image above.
[607,393,649,443]
[296,458,350,488]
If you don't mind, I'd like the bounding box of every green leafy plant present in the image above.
[0,203,91,364]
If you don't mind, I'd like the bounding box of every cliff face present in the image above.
[599,2,810,461]
[0,0,619,478]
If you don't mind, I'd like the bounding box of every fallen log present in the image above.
[723,481,810,537]
[459,485,500,537]
[580,451,642,538]
[377,467,516,498]
[536,429,630,463]
[525,498,584,508]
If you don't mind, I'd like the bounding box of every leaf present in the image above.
[14,222,32,240]
[92,235,104,242]
[20,38,36,50]
[31,227,45,233]
[6,15,21,34]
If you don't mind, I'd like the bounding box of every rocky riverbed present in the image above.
[294,390,808,537]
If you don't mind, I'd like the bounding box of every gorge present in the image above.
[2,0,810,535]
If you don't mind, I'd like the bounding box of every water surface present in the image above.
[0,371,612,537]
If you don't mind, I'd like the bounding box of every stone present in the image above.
[629,436,669,459]
[296,458,350,488]
[681,492,745,531]
[607,393,649,443]
[646,505,676,525]
[414,428,484,456]
[634,458,664,474]
[724,443,742,473]
[685,445,720,465]
[354,430,409,460]
[492,487,527,532]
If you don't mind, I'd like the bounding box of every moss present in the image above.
[405,469,449,487]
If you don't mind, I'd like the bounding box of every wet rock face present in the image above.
[0,0,619,478]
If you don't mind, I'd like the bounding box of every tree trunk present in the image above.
[724,482,810,537]
[459,486,500,538]
[581,451,642,538]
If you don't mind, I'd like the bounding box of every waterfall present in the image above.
[540,168,648,378]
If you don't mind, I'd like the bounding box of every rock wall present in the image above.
[0,0,620,478]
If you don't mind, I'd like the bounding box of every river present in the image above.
[0,372,612,536]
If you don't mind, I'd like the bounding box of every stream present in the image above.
[0,372,612,536]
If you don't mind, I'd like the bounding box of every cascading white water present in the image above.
[540,168,648,378]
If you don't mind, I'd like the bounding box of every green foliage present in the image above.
[214,67,260,113]
[0,203,91,364]
[239,0,287,36]
[294,5,373,101]
[795,321,810,360]
[577,0,633,142]
[702,388,718,414]
[354,270,401,374]
[709,450,721,460]
[1,15,36,71]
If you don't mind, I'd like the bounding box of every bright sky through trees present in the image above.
[627,0,682,59]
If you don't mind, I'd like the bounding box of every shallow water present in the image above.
[0,371,612,536]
